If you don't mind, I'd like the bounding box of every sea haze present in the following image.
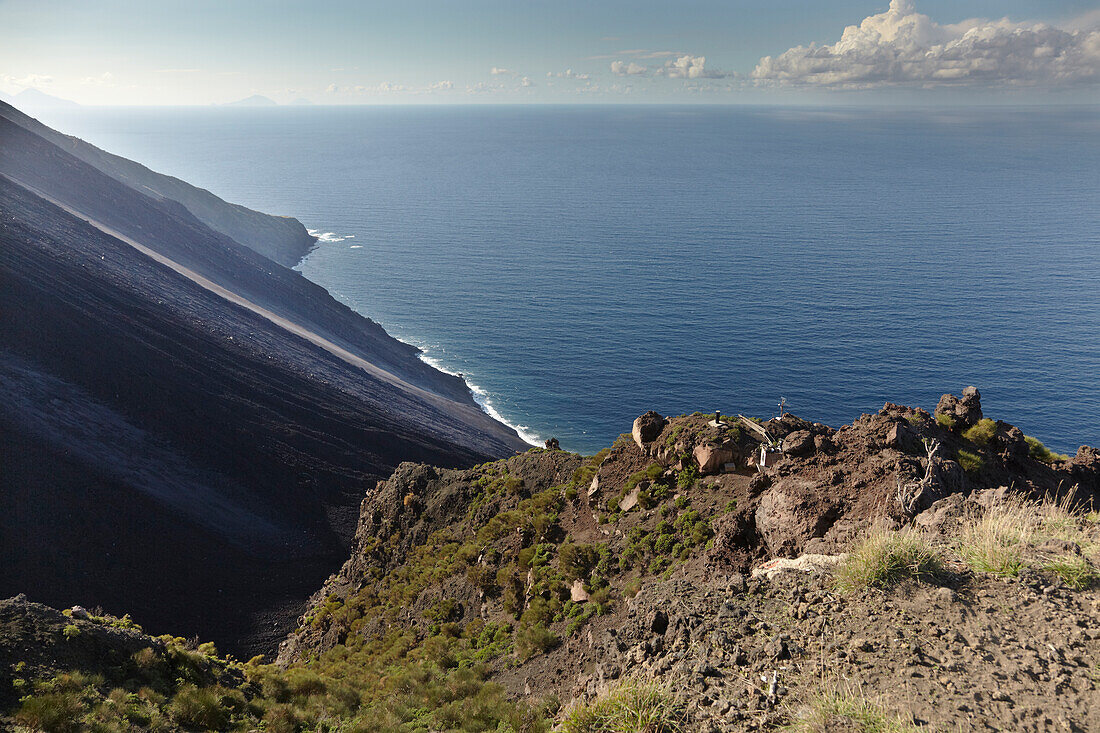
[39,105,1100,455]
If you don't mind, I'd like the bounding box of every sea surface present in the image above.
[36,105,1100,455]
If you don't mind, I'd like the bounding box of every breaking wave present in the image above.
[417,352,542,447]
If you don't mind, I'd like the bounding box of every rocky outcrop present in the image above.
[632,410,667,451]
[936,385,983,429]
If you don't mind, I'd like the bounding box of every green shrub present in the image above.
[676,465,698,490]
[835,528,945,591]
[515,623,559,660]
[962,418,997,447]
[15,693,85,733]
[1025,436,1068,463]
[169,684,229,729]
[559,542,602,580]
[935,413,956,430]
[956,449,984,475]
[62,623,81,640]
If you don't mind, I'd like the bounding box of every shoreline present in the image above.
[300,233,543,450]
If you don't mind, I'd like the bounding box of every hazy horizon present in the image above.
[2,0,1097,107]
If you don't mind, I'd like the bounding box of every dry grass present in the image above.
[559,680,683,733]
[784,684,920,733]
[833,527,945,592]
[958,491,1099,583]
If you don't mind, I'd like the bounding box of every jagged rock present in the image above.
[632,411,667,451]
[69,605,90,620]
[544,437,560,450]
[914,493,968,533]
[968,486,1011,508]
[571,579,591,603]
[782,430,814,457]
[648,609,669,635]
[886,422,920,453]
[694,442,736,475]
[999,423,1029,458]
[936,386,983,429]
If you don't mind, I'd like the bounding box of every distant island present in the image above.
[222,94,278,107]
[0,88,80,111]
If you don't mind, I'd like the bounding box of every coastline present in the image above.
[299,233,544,450]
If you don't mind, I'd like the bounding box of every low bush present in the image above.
[956,448,984,475]
[1025,435,1068,463]
[961,418,997,447]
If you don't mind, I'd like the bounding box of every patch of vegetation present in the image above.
[834,528,945,592]
[1042,555,1098,590]
[935,413,956,430]
[1024,435,1068,463]
[784,684,920,733]
[961,418,997,447]
[959,503,1027,577]
[675,464,698,491]
[956,496,1099,580]
[956,448,984,475]
[560,679,684,733]
[619,506,713,573]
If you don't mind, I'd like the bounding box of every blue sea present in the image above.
[35,105,1100,455]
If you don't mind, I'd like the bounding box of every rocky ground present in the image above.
[4,388,1099,731]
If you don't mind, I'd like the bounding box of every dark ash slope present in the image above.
[0,117,526,656]
[0,100,313,266]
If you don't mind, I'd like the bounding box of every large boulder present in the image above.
[632,411,667,451]
[755,479,841,557]
[782,430,815,457]
[694,442,736,475]
[935,386,983,429]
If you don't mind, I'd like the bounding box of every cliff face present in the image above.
[0,107,526,656]
[0,100,315,267]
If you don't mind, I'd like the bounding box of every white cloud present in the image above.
[548,68,590,80]
[6,73,54,88]
[611,55,730,79]
[753,0,1100,88]
[428,80,454,91]
[520,76,533,87]
[658,55,708,79]
[610,60,647,76]
[80,72,115,86]
[490,67,513,76]
[325,83,339,93]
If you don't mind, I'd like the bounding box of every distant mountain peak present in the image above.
[11,88,80,109]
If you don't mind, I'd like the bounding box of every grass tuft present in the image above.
[958,502,1029,576]
[1024,435,1068,463]
[1042,555,1098,590]
[959,494,1099,581]
[560,680,683,733]
[834,528,945,592]
[785,685,921,733]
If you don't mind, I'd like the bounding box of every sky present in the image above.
[1,0,1098,105]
